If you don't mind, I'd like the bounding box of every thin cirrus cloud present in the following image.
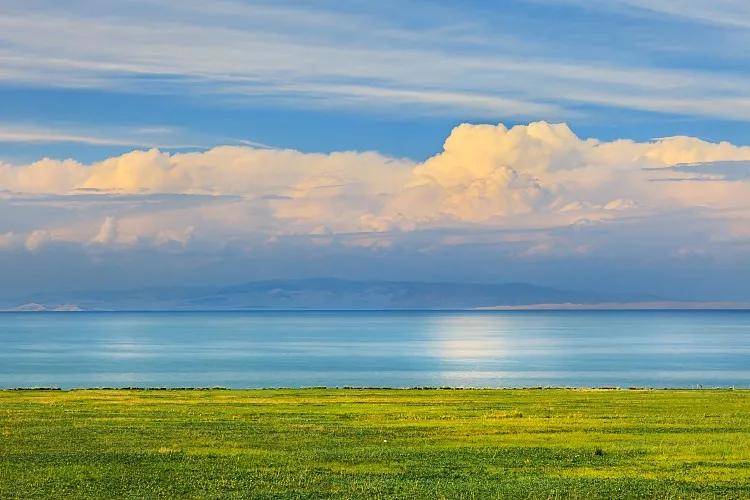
[0,123,203,149]
[0,1,747,121]
[583,0,750,29]
[0,127,135,147]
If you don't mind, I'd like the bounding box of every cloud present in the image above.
[155,225,195,247]
[657,160,750,181]
[0,1,748,120]
[389,122,581,223]
[0,123,200,148]
[2,121,750,264]
[0,158,89,193]
[379,122,750,228]
[0,126,135,146]
[25,229,53,251]
[91,216,118,245]
[0,232,19,249]
[590,0,750,29]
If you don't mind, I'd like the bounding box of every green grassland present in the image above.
[1,389,749,499]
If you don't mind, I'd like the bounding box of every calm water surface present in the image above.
[1,311,749,388]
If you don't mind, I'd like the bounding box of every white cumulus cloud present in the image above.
[2,121,750,258]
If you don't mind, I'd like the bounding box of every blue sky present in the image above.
[1,0,750,302]
[2,0,749,161]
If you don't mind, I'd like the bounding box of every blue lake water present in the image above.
[1,311,749,388]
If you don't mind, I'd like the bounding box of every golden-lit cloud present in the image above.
[2,122,750,252]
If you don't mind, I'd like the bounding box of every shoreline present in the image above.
[5,305,750,312]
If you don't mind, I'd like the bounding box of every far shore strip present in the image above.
[477,301,750,310]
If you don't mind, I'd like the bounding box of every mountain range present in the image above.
[3,278,662,311]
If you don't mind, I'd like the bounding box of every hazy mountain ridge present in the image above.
[5,278,662,311]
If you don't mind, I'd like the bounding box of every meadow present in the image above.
[1,388,749,498]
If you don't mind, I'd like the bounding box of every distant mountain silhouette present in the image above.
[10,278,661,311]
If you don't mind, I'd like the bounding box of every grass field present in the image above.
[1,389,749,498]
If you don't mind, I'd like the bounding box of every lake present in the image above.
[1,310,749,388]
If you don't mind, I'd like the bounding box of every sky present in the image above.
[1,0,750,301]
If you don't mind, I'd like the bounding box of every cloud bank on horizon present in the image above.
[2,121,750,300]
